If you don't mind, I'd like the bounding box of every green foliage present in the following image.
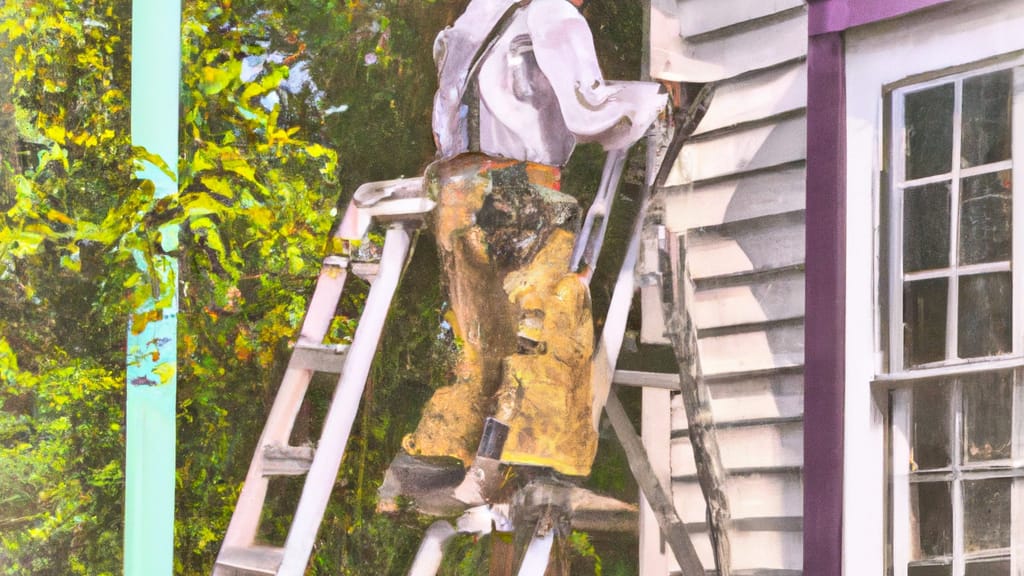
[0,0,646,573]
[0,339,124,575]
[437,532,493,575]
[568,531,602,575]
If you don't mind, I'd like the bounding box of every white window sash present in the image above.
[888,60,1024,576]
[889,61,1024,375]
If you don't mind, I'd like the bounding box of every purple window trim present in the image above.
[806,1,959,573]
[809,0,954,35]
[804,29,847,576]
[805,1,952,573]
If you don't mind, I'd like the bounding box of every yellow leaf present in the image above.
[45,125,66,144]
[191,150,216,173]
[153,361,175,384]
[222,156,257,183]
[200,61,240,95]
[46,209,74,226]
[199,176,234,200]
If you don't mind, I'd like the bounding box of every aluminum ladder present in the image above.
[212,178,432,576]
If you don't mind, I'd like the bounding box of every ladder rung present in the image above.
[290,343,349,374]
[215,545,283,576]
[613,370,679,390]
[262,444,315,477]
[351,261,379,282]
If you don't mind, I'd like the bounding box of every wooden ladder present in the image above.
[212,179,431,576]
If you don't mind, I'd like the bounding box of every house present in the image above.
[641,0,1024,574]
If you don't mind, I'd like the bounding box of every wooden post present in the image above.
[643,80,732,575]
[660,230,732,576]
[490,532,517,576]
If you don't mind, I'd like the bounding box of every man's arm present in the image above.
[528,0,666,150]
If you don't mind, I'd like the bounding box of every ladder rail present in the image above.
[571,147,628,282]
[214,184,431,575]
[218,255,352,553]
[516,531,556,576]
[588,172,648,427]
[581,159,707,572]
[278,225,412,575]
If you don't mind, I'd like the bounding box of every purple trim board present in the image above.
[803,0,949,574]
[809,0,953,34]
[804,28,846,576]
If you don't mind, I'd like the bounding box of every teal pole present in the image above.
[125,0,181,573]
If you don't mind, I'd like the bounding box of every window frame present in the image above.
[883,57,1024,576]
[887,60,1024,374]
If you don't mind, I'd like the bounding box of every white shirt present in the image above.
[432,0,666,166]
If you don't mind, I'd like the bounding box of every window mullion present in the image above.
[1012,375,1023,576]
[893,92,907,371]
[1012,66,1023,359]
[952,378,965,576]
[948,80,964,362]
[893,390,911,576]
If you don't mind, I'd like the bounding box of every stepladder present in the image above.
[213,177,433,576]
[213,144,709,575]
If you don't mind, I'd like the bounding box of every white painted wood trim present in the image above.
[1013,373,1024,576]
[952,380,965,576]
[846,3,1024,574]
[640,387,672,576]
[892,389,911,576]
[1014,66,1024,370]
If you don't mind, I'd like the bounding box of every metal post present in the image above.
[125,0,181,573]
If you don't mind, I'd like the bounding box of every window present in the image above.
[886,62,1024,576]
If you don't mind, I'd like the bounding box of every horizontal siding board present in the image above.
[670,372,803,427]
[663,166,806,232]
[650,5,810,573]
[649,5,807,83]
[667,530,803,572]
[665,115,807,186]
[676,0,806,38]
[697,323,804,377]
[692,271,805,330]
[674,473,803,524]
[686,213,805,282]
[671,420,803,476]
[694,61,807,136]
[706,373,803,422]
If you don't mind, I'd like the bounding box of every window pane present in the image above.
[963,478,1011,552]
[909,564,953,576]
[906,83,954,180]
[912,382,951,470]
[910,481,953,559]
[905,278,949,366]
[905,182,952,272]
[961,69,1012,168]
[962,370,1013,462]
[959,170,1012,266]
[965,559,1011,576]
[958,272,1012,359]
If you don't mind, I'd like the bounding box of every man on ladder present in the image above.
[381,0,666,556]
[212,1,665,574]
